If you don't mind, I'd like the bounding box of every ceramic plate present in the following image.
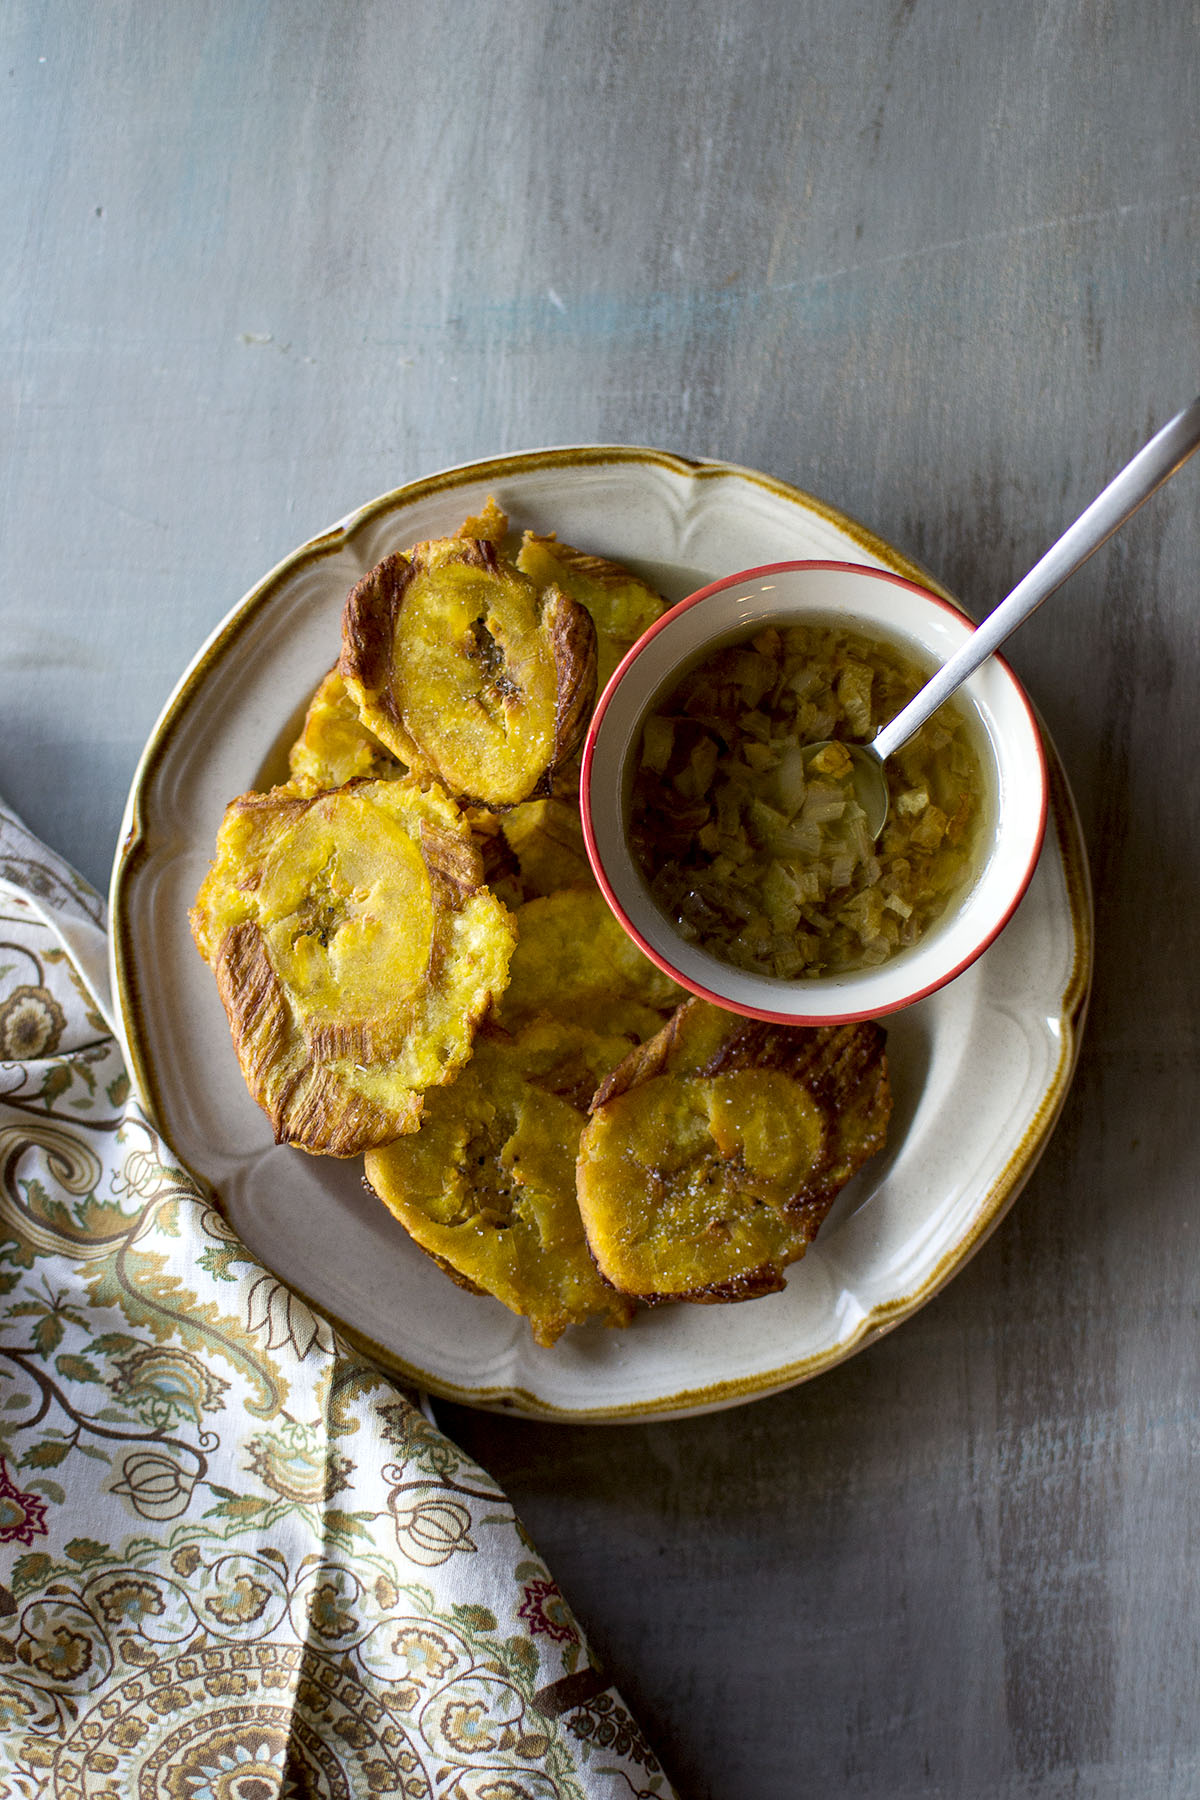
[111,447,1092,1422]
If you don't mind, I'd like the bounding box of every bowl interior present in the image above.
[582,561,1048,1024]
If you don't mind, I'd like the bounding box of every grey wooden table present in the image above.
[4,3,1198,1794]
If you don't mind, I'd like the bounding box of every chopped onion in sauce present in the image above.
[629,623,987,978]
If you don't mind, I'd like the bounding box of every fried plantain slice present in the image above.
[286,663,526,906]
[499,794,592,897]
[190,777,516,1157]
[494,886,685,1039]
[576,999,891,1302]
[516,532,666,692]
[340,536,597,809]
[287,666,406,793]
[454,495,509,547]
[364,1023,635,1346]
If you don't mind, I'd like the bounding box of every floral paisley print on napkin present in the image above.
[0,798,673,1800]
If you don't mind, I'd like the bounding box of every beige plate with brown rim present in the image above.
[110,447,1092,1422]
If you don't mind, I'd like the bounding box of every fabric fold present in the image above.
[0,799,673,1799]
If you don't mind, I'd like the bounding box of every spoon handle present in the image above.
[872,393,1200,763]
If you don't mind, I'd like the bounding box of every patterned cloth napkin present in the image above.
[0,799,673,1800]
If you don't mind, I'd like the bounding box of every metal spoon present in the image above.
[819,394,1200,838]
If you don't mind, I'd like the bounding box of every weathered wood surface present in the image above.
[3,2,1198,1793]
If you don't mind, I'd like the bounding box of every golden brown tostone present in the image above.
[189,777,516,1156]
[340,535,598,810]
[364,1023,636,1346]
[576,998,891,1302]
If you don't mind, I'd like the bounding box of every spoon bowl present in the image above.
[801,738,891,839]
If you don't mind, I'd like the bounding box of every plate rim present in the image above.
[109,444,1094,1422]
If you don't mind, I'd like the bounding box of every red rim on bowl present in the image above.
[580,560,1049,1025]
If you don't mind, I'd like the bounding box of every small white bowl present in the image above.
[580,560,1048,1025]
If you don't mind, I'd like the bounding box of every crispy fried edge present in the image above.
[543,581,598,774]
[339,552,419,758]
[699,1017,892,1213]
[213,918,424,1156]
[455,496,509,547]
[521,532,655,593]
